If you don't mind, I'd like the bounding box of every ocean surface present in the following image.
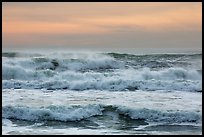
[2,49,202,135]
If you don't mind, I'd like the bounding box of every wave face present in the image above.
[2,52,202,92]
[2,104,201,124]
[2,105,103,122]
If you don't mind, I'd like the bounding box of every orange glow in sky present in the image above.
[2,2,202,49]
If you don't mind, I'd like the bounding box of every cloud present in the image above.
[2,2,202,49]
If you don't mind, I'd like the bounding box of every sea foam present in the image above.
[2,104,201,124]
[2,52,202,91]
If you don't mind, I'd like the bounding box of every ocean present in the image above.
[2,49,202,135]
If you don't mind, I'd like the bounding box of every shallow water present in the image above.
[2,89,202,135]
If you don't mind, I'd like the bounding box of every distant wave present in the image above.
[2,104,201,124]
[106,52,202,60]
[2,52,202,92]
[2,51,202,59]
[2,52,43,58]
[3,52,201,71]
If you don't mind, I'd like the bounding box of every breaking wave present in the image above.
[2,52,202,92]
[2,104,201,124]
[2,67,202,91]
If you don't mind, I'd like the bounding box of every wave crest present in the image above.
[2,105,201,124]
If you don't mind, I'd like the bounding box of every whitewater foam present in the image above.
[2,104,201,124]
[2,51,202,135]
[2,67,202,91]
[3,104,103,122]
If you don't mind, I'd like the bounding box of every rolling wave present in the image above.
[2,67,202,91]
[2,52,202,91]
[2,104,201,124]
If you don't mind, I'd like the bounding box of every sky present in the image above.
[2,2,202,51]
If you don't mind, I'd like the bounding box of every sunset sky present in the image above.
[2,2,202,51]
